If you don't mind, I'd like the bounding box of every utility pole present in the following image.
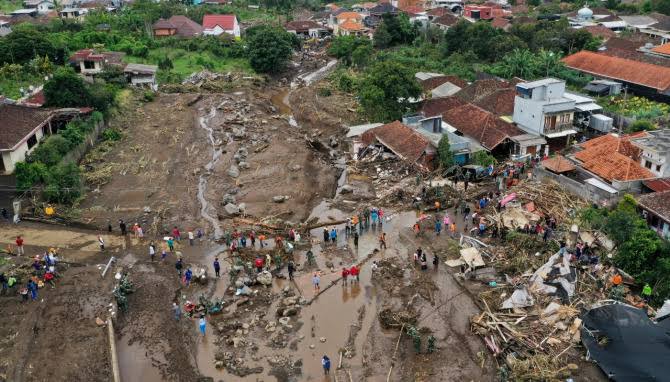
[618,84,628,135]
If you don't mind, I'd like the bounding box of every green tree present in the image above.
[471,151,496,166]
[628,119,656,132]
[43,163,82,204]
[0,28,61,65]
[14,162,47,192]
[358,61,421,122]
[352,44,373,68]
[328,36,371,66]
[437,135,455,168]
[652,0,670,14]
[246,24,294,73]
[373,22,393,49]
[43,68,92,108]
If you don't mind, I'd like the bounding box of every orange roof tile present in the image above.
[491,17,510,29]
[361,121,432,163]
[542,155,576,173]
[574,132,655,182]
[336,11,363,20]
[651,42,670,56]
[442,103,523,150]
[583,25,616,40]
[339,20,365,31]
[562,50,670,92]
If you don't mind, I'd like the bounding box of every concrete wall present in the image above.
[513,96,545,135]
[60,119,105,166]
[533,167,621,205]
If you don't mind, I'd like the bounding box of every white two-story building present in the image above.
[513,78,577,152]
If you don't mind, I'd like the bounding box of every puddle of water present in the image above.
[270,89,291,115]
[117,340,164,382]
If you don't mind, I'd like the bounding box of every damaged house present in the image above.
[359,121,437,171]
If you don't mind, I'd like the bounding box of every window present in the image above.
[27,134,38,149]
[645,160,652,169]
[84,61,95,69]
[657,164,662,172]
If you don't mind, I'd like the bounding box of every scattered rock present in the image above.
[228,165,240,178]
[224,203,240,215]
[222,194,236,205]
[340,184,354,194]
[143,206,151,213]
[309,344,316,349]
[319,337,326,343]
[272,195,288,203]
[257,271,273,286]
[282,307,299,317]
[239,161,250,169]
[215,361,224,369]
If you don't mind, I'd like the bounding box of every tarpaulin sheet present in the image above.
[581,303,670,381]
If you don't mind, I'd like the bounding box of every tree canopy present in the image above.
[358,61,421,122]
[437,135,455,168]
[246,24,295,73]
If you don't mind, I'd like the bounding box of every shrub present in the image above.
[14,162,47,192]
[337,73,355,93]
[43,163,82,204]
[317,87,332,97]
[28,135,71,166]
[143,91,155,102]
[102,128,122,141]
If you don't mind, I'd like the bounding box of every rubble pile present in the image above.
[161,71,263,93]
[378,307,418,330]
[507,181,588,223]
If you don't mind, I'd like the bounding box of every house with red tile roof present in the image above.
[441,103,523,152]
[573,132,655,185]
[68,49,125,75]
[562,50,670,100]
[361,121,436,170]
[152,15,202,38]
[202,14,239,38]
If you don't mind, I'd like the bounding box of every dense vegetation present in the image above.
[581,196,670,304]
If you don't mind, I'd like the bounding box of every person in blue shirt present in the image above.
[184,268,193,286]
[322,355,331,375]
[330,228,337,244]
[199,315,206,336]
[213,258,220,278]
[27,280,38,301]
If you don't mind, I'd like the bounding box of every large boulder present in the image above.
[224,203,240,215]
[257,271,273,286]
[228,165,240,178]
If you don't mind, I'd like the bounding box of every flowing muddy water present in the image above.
[196,105,225,240]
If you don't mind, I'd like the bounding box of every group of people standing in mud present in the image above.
[1,235,60,304]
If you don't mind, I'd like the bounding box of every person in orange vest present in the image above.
[611,272,623,286]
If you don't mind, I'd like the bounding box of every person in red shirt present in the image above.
[15,236,24,256]
[349,265,359,283]
[172,227,181,241]
[254,257,264,273]
[341,267,349,285]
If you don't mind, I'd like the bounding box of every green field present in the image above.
[0,76,43,99]
[127,48,253,80]
[0,0,21,13]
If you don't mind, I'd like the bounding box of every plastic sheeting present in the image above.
[529,251,576,298]
[501,287,535,309]
[581,303,670,381]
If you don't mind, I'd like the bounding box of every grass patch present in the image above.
[0,75,43,100]
[0,0,21,13]
[127,48,253,78]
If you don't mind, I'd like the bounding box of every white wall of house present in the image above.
[203,18,240,37]
[79,60,103,75]
[36,1,53,13]
[640,148,668,177]
[1,128,45,174]
[513,81,575,136]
